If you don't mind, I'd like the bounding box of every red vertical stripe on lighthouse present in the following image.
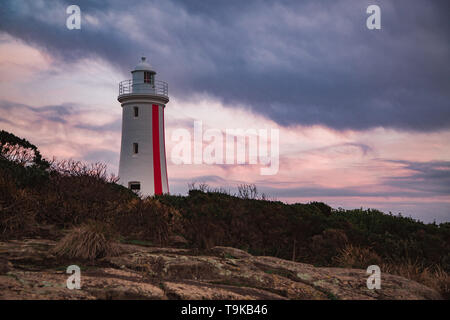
[152,104,163,195]
[162,107,169,193]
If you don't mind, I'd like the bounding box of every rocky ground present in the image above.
[0,239,442,300]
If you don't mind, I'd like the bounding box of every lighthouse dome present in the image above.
[133,57,155,73]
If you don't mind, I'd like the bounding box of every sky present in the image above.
[0,0,449,222]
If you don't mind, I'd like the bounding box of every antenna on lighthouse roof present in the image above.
[141,56,146,62]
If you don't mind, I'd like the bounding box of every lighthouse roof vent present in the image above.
[133,57,155,73]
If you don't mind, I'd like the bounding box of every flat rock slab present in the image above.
[0,240,443,300]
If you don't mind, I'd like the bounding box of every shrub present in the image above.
[0,130,50,188]
[310,229,350,265]
[114,198,182,246]
[309,202,332,215]
[0,130,50,170]
[0,171,37,238]
[332,244,382,268]
[52,222,122,260]
[35,159,134,227]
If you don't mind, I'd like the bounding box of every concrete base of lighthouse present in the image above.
[118,94,169,196]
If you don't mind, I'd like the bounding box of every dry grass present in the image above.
[333,244,450,298]
[332,244,382,269]
[381,259,450,299]
[52,222,123,261]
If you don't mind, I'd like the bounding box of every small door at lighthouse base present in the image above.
[129,181,141,192]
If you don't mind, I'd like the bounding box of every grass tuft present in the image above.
[52,221,122,261]
[333,244,450,298]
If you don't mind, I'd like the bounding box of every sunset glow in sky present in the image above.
[0,0,449,222]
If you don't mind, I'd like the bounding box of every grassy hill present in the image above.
[1,129,449,297]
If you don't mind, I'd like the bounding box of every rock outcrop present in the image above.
[0,239,442,300]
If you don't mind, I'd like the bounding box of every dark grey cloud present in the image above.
[304,142,373,156]
[257,185,431,199]
[254,159,450,199]
[382,160,450,195]
[0,100,73,125]
[0,0,449,131]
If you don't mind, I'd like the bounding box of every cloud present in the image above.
[304,143,373,157]
[171,175,228,185]
[74,119,121,132]
[0,0,449,131]
[252,159,450,200]
[382,160,450,195]
[83,149,119,165]
[0,100,121,167]
[0,100,73,124]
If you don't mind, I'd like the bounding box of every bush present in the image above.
[0,171,37,238]
[332,244,382,269]
[34,159,134,227]
[0,130,50,187]
[52,222,122,260]
[310,229,350,265]
[114,197,182,246]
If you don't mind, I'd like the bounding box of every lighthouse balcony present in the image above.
[118,79,168,97]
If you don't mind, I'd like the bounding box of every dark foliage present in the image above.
[158,191,450,271]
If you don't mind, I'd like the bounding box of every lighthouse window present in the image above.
[133,143,139,154]
[129,182,141,191]
[144,71,152,84]
[133,106,139,118]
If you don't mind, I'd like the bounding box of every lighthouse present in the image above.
[117,57,169,195]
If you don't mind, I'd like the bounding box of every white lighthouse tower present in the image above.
[117,57,169,195]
